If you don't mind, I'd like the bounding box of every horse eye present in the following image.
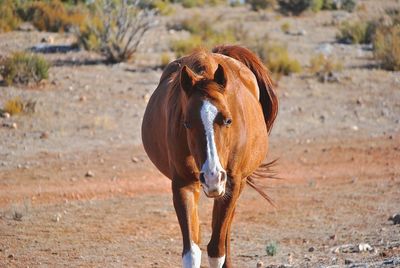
[223,118,232,126]
[183,121,191,129]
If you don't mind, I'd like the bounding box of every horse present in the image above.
[141,45,278,268]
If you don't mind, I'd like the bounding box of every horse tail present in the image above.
[212,45,278,134]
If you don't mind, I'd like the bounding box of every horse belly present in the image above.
[141,88,171,179]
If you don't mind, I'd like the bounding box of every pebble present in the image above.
[345,259,354,264]
[308,246,315,252]
[131,157,139,163]
[40,132,49,139]
[1,112,10,118]
[85,171,94,177]
[389,213,400,225]
[256,261,263,268]
[52,213,62,222]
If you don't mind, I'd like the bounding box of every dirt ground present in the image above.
[1,1,400,267]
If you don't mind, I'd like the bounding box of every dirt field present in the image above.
[1,1,400,267]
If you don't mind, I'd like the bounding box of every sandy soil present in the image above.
[1,1,400,267]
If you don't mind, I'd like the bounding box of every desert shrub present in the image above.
[23,0,85,32]
[322,0,356,12]
[0,52,49,85]
[277,0,323,15]
[255,41,301,76]
[309,53,343,82]
[0,0,21,32]
[3,97,24,115]
[171,35,203,58]
[247,0,276,11]
[76,0,157,63]
[336,20,376,44]
[373,25,400,71]
[281,22,291,33]
[3,97,36,115]
[266,241,278,256]
[160,52,171,68]
[171,15,238,57]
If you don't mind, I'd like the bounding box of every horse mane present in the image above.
[212,45,278,134]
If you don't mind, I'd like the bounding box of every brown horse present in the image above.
[141,45,278,268]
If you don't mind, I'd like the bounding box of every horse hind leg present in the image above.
[172,179,201,268]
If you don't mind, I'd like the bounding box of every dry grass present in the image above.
[373,24,400,71]
[3,97,37,116]
[23,0,85,32]
[0,52,49,86]
[0,0,21,32]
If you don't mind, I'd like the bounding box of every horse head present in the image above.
[180,63,232,198]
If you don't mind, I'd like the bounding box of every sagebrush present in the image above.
[0,52,49,85]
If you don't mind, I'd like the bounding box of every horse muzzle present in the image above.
[199,170,227,198]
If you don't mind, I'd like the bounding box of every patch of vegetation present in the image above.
[255,40,301,77]
[160,52,172,68]
[170,15,238,58]
[0,52,50,86]
[266,241,278,256]
[281,21,291,33]
[0,0,21,32]
[22,0,85,32]
[336,20,376,44]
[373,24,400,71]
[76,0,157,63]
[309,53,343,82]
[247,0,276,11]
[2,97,36,116]
[277,0,323,15]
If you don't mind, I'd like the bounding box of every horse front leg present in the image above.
[207,178,245,268]
[172,179,201,268]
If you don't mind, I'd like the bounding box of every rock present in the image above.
[40,132,49,139]
[85,171,94,177]
[345,259,354,264]
[308,246,315,252]
[13,211,23,221]
[79,95,87,102]
[131,157,139,163]
[256,260,263,268]
[1,112,10,118]
[52,213,62,222]
[389,213,400,225]
[11,122,17,129]
[358,243,373,252]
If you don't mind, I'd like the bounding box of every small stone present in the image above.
[131,157,139,163]
[351,125,359,131]
[1,112,10,118]
[79,95,87,102]
[389,214,400,225]
[40,132,49,139]
[256,260,263,268]
[11,122,18,129]
[8,254,14,259]
[85,171,94,177]
[345,259,353,264]
[52,213,62,222]
[358,243,373,252]
[308,246,315,252]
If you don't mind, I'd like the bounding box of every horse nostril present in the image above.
[220,171,227,183]
[199,173,205,184]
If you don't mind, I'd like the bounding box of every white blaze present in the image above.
[200,100,224,179]
[182,241,201,268]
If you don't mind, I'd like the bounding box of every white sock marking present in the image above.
[182,241,201,268]
[209,255,225,268]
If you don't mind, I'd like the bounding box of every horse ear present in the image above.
[214,64,226,88]
[180,65,197,94]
